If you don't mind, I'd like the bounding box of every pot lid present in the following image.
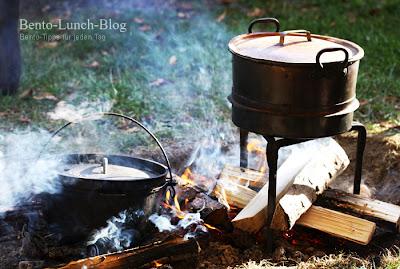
[59,156,155,181]
[229,31,364,64]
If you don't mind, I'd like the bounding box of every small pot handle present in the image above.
[316,47,349,69]
[248,17,280,33]
[279,30,311,45]
[48,112,175,186]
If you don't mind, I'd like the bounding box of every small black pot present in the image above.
[38,113,175,243]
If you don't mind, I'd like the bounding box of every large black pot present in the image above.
[228,18,364,138]
[39,113,175,243]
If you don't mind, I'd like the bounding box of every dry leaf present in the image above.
[177,12,190,19]
[19,115,31,124]
[216,11,226,22]
[86,60,100,68]
[41,5,51,12]
[33,92,58,101]
[38,41,59,49]
[139,25,151,32]
[49,17,62,24]
[247,7,263,17]
[19,88,34,99]
[348,12,357,23]
[169,55,177,65]
[134,17,144,24]
[149,78,166,87]
[359,99,369,106]
[179,2,193,10]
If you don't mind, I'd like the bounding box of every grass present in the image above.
[233,249,400,269]
[0,0,399,135]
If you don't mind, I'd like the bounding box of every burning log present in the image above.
[190,192,232,231]
[318,189,400,233]
[232,138,349,233]
[50,238,200,269]
[296,205,376,245]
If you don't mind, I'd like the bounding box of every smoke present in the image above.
[0,130,62,212]
[87,209,144,253]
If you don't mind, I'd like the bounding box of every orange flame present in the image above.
[154,261,163,267]
[214,187,230,210]
[246,138,264,154]
[180,168,195,186]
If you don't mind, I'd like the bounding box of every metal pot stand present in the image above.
[238,122,367,252]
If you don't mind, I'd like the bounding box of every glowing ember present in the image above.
[154,261,163,267]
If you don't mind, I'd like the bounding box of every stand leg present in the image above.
[350,122,367,194]
[263,137,307,252]
[240,129,249,168]
[265,137,278,253]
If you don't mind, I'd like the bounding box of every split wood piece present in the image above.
[232,138,346,233]
[296,205,376,245]
[213,180,257,209]
[271,140,349,230]
[219,165,267,189]
[320,189,400,233]
[50,238,200,269]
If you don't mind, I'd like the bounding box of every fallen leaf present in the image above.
[149,78,166,87]
[177,12,190,19]
[247,7,263,17]
[49,16,62,24]
[369,8,381,16]
[133,17,144,24]
[216,11,226,22]
[359,99,369,106]
[139,25,151,32]
[38,41,59,49]
[348,12,357,23]
[19,115,31,124]
[169,55,177,65]
[19,88,34,99]
[41,5,51,12]
[179,2,193,10]
[86,60,100,68]
[33,92,58,101]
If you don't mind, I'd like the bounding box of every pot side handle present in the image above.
[248,17,280,33]
[316,47,349,69]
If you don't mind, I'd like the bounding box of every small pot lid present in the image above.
[229,31,364,64]
[59,155,160,181]
[60,163,152,181]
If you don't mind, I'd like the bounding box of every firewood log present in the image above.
[271,140,349,230]
[232,138,348,233]
[218,165,267,189]
[50,238,200,269]
[318,189,400,233]
[296,205,376,245]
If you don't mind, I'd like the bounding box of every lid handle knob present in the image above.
[248,18,280,33]
[102,157,108,174]
[279,30,311,45]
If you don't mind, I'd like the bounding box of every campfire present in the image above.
[1,16,399,269]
